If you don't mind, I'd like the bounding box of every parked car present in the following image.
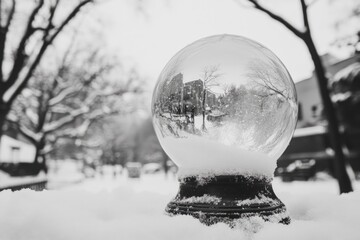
[143,163,162,174]
[125,162,142,178]
[276,159,316,182]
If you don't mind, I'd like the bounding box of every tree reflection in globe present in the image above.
[152,34,298,178]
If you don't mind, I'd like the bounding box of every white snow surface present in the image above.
[160,135,275,178]
[175,194,222,205]
[236,194,280,207]
[1,174,360,240]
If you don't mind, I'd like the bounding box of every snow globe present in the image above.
[152,34,297,225]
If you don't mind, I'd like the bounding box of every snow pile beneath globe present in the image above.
[160,134,276,178]
[1,178,360,240]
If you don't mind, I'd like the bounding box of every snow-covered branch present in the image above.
[6,113,41,144]
[43,106,90,134]
[52,106,124,140]
[39,144,55,156]
[48,84,82,107]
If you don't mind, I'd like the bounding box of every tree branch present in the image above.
[50,107,121,140]
[3,0,45,92]
[40,144,55,155]
[247,0,304,39]
[48,83,82,107]
[0,0,16,84]
[300,0,310,32]
[48,64,112,107]
[6,113,40,144]
[4,0,16,34]
[6,0,92,106]
[47,0,93,43]
[43,106,90,134]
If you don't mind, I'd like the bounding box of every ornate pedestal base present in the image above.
[166,175,290,226]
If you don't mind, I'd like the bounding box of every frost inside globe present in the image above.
[152,35,298,178]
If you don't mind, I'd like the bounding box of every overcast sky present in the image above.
[90,0,358,90]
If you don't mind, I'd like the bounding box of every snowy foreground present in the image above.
[1,174,360,240]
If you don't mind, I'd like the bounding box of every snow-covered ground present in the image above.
[47,160,85,189]
[1,172,360,240]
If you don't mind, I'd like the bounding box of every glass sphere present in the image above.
[152,35,298,178]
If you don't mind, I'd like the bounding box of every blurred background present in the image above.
[0,0,359,192]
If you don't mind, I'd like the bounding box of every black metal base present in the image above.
[166,175,290,226]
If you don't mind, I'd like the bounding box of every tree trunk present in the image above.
[303,33,353,193]
[162,150,169,177]
[202,89,206,130]
[34,143,47,173]
[0,111,6,141]
[0,102,10,156]
[34,145,41,164]
[41,154,48,173]
[0,102,10,133]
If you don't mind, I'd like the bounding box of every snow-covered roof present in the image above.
[293,125,327,138]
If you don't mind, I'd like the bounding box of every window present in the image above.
[11,146,20,163]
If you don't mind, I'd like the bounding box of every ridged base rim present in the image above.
[166,201,290,226]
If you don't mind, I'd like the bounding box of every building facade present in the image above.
[0,124,36,163]
[295,54,360,128]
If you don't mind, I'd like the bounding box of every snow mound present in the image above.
[161,135,275,178]
[0,179,360,240]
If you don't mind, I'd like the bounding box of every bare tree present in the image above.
[0,0,93,141]
[240,0,352,193]
[332,1,360,55]
[249,58,292,103]
[201,65,221,130]
[7,45,140,167]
